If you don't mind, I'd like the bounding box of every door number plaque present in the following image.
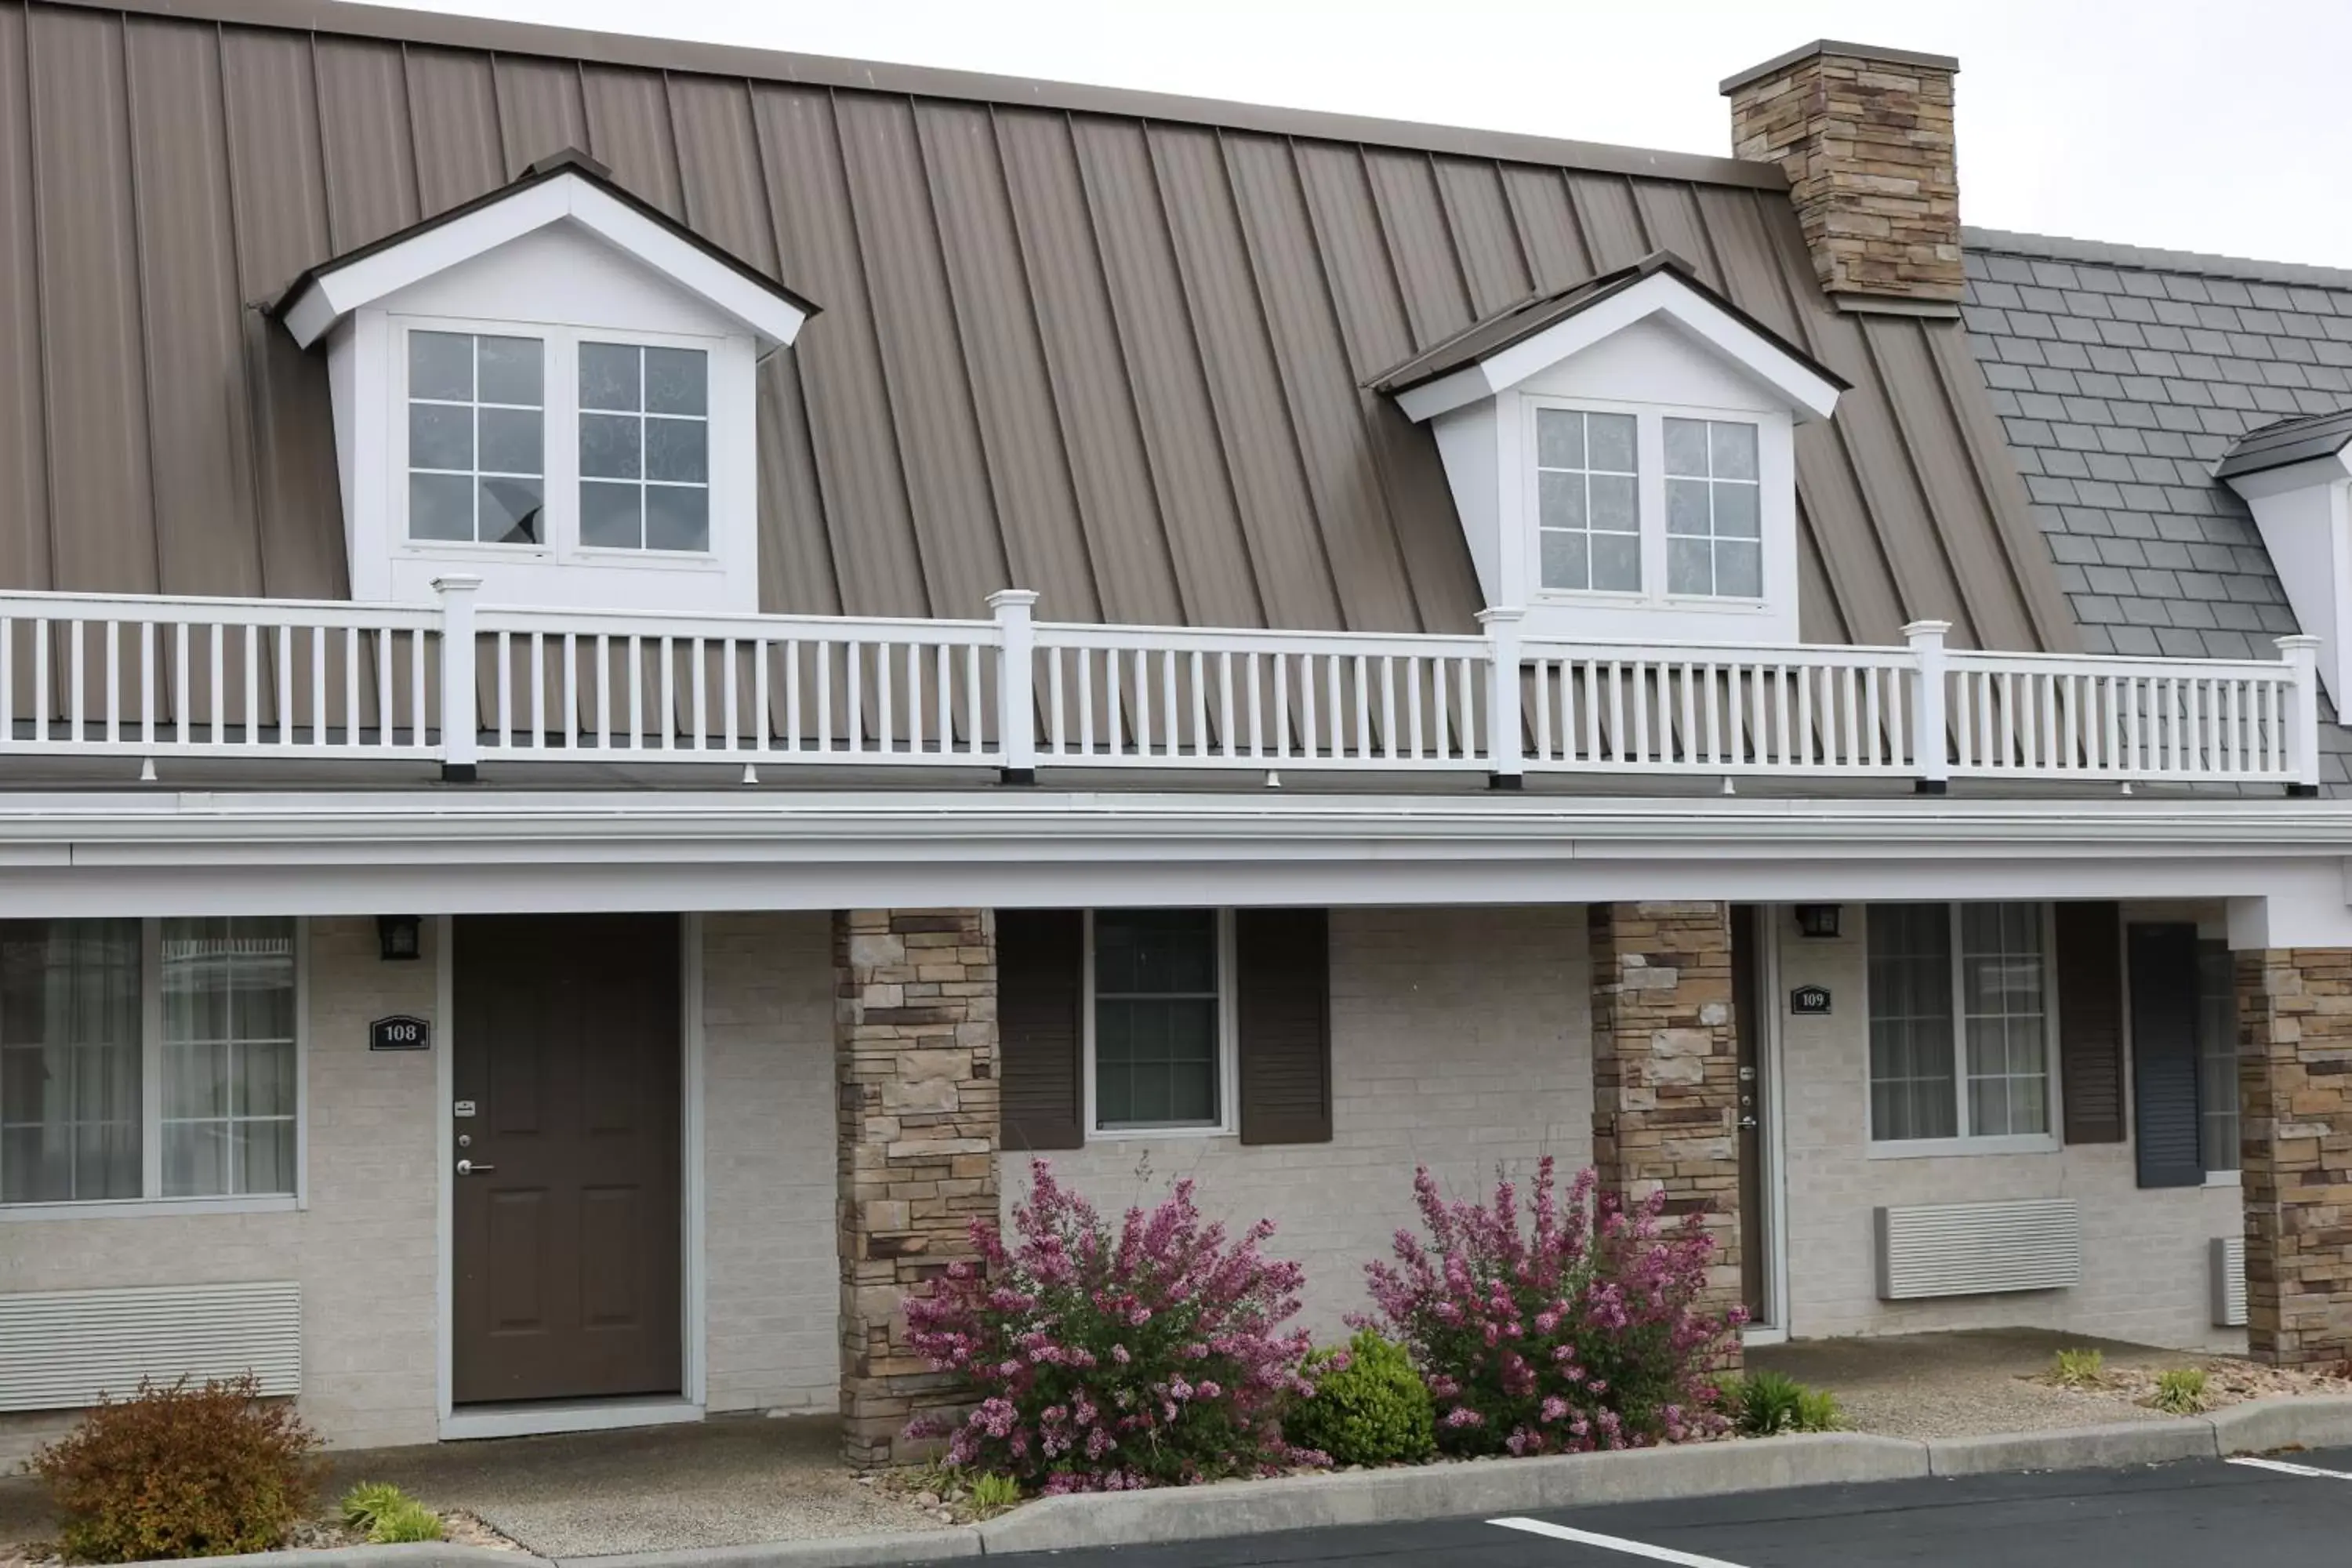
[1788,984,1832,1016]
[369,1014,430,1051]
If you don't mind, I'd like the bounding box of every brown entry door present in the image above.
[1730,905,1769,1325]
[452,914,683,1406]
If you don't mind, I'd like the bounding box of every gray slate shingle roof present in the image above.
[1959,227,2352,787]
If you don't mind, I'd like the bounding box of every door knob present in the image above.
[1737,1116,1759,1131]
[456,1159,495,1175]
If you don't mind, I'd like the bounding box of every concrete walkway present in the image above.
[0,1418,942,1560]
[1748,1327,2195,1439]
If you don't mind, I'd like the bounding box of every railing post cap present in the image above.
[1475,605,1526,626]
[431,573,485,594]
[986,588,1041,611]
[1901,619,1953,639]
[2276,634,2324,650]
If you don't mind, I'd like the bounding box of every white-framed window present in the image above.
[1864,902,2060,1156]
[392,318,719,561]
[1,917,303,1215]
[1083,909,1237,1138]
[1524,397,1768,607]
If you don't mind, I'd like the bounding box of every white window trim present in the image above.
[1864,902,2065,1160]
[0,918,308,1220]
[1519,393,1774,615]
[1080,908,1240,1142]
[390,314,728,572]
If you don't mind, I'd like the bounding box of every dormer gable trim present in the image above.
[1374,251,1846,426]
[274,150,818,356]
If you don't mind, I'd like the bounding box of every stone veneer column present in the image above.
[2238,948,2352,1365]
[835,909,1000,1465]
[1588,902,1744,1326]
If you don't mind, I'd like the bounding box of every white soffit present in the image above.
[1394,270,1844,426]
[281,172,811,355]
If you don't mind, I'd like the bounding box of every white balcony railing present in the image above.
[0,580,2323,793]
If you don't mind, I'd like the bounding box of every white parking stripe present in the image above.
[2227,1455,2352,1480]
[1490,1516,1751,1567]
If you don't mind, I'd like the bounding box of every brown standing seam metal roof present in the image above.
[1368,249,1849,397]
[0,0,2077,652]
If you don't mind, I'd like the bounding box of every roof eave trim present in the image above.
[281,172,811,354]
[1392,271,1845,424]
[2219,451,2352,498]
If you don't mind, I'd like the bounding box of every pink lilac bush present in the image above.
[904,1160,1324,1493]
[1360,1158,1739,1457]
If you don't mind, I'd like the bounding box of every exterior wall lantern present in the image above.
[377,914,423,962]
[1794,903,1842,939]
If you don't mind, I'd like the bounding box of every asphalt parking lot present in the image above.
[991,1450,2352,1567]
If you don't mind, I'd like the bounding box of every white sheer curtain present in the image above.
[0,920,143,1203]
[162,917,296,1197]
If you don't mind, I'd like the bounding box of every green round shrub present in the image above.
[1286,1331,1436,1467]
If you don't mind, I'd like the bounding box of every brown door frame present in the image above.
[435,914,704,1437]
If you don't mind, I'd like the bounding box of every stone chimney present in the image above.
[1721,41,1962,312]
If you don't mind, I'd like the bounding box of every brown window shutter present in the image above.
[2055,901,2125,1144]
[998,909,1084,1151]
[1237,909,1332,1145]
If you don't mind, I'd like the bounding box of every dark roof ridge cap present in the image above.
[1965,226,2352,292]
[53,0,1791,192]
[1719,39,1960,96]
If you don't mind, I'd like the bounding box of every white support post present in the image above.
[1905,619,1951,796]
[1479,606,1524,790]
[434,574,482,783]
[2278,633,2323,796]
[989,589,1040,786]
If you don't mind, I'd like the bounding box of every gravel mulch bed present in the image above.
[2048,1356,2352,1415]
[0,1506,521,1567]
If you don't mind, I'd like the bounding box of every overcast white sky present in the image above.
[380,0,2351,270]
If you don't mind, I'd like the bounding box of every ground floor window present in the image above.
[1866,902,2055,1151]
[0,917,299,1209]
[1087,909,1232,1134]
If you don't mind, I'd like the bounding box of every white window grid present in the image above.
[1864,902,2062,1156]
[579,341,711,554]
[1663,416,1763,599]
[0,918,306,1216]
[405,332,546,546]
[1081,909,1240,1140]
[160,922,299,1200]
[1533,407,1642,594]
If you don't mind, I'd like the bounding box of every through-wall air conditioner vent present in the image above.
[1875,1200,2081,1300]
[2212,1236,2247,1328]
[0,1281,300,1413]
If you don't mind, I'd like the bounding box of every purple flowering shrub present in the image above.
[904,1160,1323,1494]
[1361,1159,1739,1457]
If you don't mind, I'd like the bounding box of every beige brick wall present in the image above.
[0,917,442,1466]
[1777,906,2244,1350]
[699,912,838,1415]
[1005,906,1592,1338]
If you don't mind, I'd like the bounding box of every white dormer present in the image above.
[278,151,815,612]
[1375,252,1843,644]
[2219,410,2352,716]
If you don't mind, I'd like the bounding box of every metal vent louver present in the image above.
[2212,1236,2248,1328]
[1875,1200,2082,1300]
[0,1282,300,1413]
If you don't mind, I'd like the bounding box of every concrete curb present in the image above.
[2209,1395,2352,1455]
[122,1549,543,1568]
[973,1434,1925,1555]
[1925,1418,2216,1477]
[553,1530,982,1567]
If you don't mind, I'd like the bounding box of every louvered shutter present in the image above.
[998,909,1084,1151]
[2055,902,2125,1144]
[1236,909,1332,1145]
[2129,922,2204,1188]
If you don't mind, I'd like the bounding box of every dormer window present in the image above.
[1374,250,1843,644]
[279,150,816,612]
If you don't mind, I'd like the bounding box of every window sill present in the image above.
[0,1194,301,1222]
[2205,1169,2242,1189]
[1865,1136,2062,1160]
[1087,1124,1232,1144]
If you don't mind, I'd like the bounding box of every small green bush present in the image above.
[2152,1367,2210,1415]
[2051,1348,2106,1388]
[27,1374,322,1563]
[342,1482,445,1544]
[967,1472,1022,1515]
[1725,1370,1842,1436]
[1285,1332,1437,1466]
